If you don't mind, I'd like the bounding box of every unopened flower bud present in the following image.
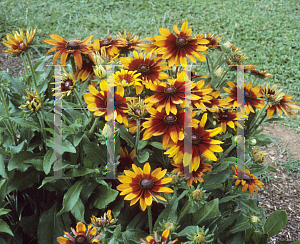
[194,232,206,244]
[250,216,260,225]
[250,139,257,145]
[94,64,106,79]
[222,41,232,52]
[169,174,178,185]
[192,189,203,200]
[102,124,108,139]
[164,221,176,232]
[214,67,223,78]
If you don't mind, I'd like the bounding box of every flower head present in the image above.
[232,165,264,195]
[43,34,93,69]
[117,162,173,211]
[154,21,209,66]
[116,30,144,55]
[117,147,135,173]
[52,69,76,98]
[140,229,178,244]
[2,28,36,54]
[57,222,102,244]
[20,89,42,112]
[90,210,116,227]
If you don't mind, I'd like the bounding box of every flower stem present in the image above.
[218,143,236,163]
[176,201,192,225]
[216,66,230,89]
[212,50,225,72]
[206,55,211,73]
[71,58,77,74]
[0,88,18,145]
[25,52,37,89]
[135,119,140,155]
[37,111,47,141]
[22,53,28,75]
[252,76,258,86]
[89,117,99,136]
[73,88,89,118]
[247,101,269,136]
[148,205,153,234]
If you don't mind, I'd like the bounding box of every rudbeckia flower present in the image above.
[171,157,211,186]
[142,108,199,149]
[52,69,76,98]
[116,30,144,55]
[20,89,42,112]
[196,33,222,49]
[165,113,223,172]
[153,20,209,67]
[145,71,200,115]
[2,28,36,54]
[120,50,170,86]
[117,147,135,173]
[232,165,264,196]
[90,210,116,227]
[57,222,102,244]
[43,34,93,69]
[213,109,242,133]
[117,162,173,211]
[141,229,178,244]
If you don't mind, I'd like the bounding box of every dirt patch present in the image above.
[259,123,300,243]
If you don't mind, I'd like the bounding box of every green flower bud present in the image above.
[250,216,260,225]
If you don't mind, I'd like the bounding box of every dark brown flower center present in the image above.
[62,80,73,91]
[220,113,230,120]
[19,42,24,50]
[75,235,88,244]
[137,64,150,75]
[244,91,252,102]
[164,86,177,94]
[102,40,111,46]
[176,37,188,46]
[191,134,201,145]
[164,115,177,125]
[139,178,153,189]
[66,40,80,50]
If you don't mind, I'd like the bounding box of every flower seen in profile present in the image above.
[57,222,102,244]
[90,210,116,228]
[20,89,42,112]
[2,28,36,54]
[140,229,178,244]
[43,34,93,69]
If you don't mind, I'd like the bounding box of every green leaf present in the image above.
[73,132,85,147]
[66,168,95,177]
[43,148,55,175]
[58,178,87,216]
[19,215,39,238]
[8,168,40,192]
[238,199,260,214]
[192,199,221,225]
[82,135,106,165]
[122,230,148,240]
[0,156,7,179]
[264,210,287,237]
[0,219,13,236]
[119,126,135,148]
[11,117,40,130]
[154,197,178,230]
[10,140,26,154]
[136,151,149,163]
[148,141,163,150]
[177,226,198,236]
[71,198,85,222]
[126,212,147,230]
[0,208,11,216]
[23,157,44,172]
[8,151,36,171]
[37,203,71,244]
[267,165,278,172]
[138,140,147,150]
[46,138,76,154]
[92,184,118,210]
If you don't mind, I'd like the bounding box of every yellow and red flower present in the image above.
[141,229,178,244]
[191,80,214,109]
[117,162,173,211]
[213,109,242,133]
[83,81,130,125]
[120,50,169,86]
[165,113,223,172]
[43,34,93,69]
[117,147,135,173]
[57,222,102,244]
[2,28,36,54]
[153,20,209,67]
[90,210,116,227]
[171,157,212,186]
[145,71,200,114]
[196,33,222,49]
[116,30,144,55]
[142,108,199,149]
[232,165,264,196]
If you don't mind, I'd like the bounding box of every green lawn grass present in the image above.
[1,0,299,120]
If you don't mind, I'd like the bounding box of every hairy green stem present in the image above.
[135,119,140,155]
[206,55,211,73]
[212,50,225,72]
[0,88,18,145]
[89,117,99,136]
[148,205,153,234]
[22,53,28,75]
[176,201,192,225]
[73,88,89,118]
[37,111,47,142]
[25,52,37,89]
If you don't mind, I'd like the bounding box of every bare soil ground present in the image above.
[1,43,300,242]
